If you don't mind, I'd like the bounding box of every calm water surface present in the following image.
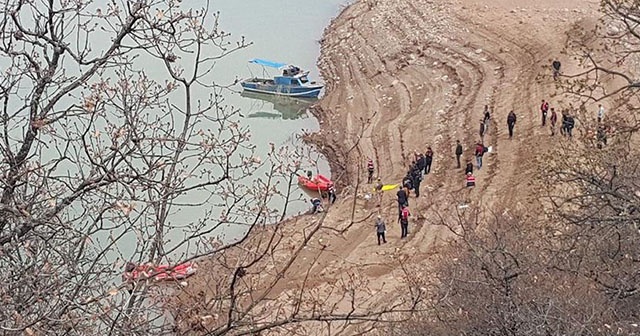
[113,1,352,259]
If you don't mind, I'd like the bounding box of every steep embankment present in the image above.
[177,0,601,333]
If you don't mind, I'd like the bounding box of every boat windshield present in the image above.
[300,76,309,84]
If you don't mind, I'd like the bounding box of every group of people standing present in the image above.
[539,99,576,137]
[368,96,608,246]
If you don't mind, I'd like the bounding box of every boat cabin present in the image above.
[274,73,310,86]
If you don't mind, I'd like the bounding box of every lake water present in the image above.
[117,0,350,258]
[211,0,348,217]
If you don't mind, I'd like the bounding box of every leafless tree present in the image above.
[0,0,281,334]
[0,1,427,334]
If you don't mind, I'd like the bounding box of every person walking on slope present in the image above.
[483,105,491,132]
[411,167,422,198]
[424,147,434,174]
[552,59,562,80]
[474,141,485,170]
[540,99,549,126]
[396,187,408,219]
[464,172,476,204]
[479,120,486,142]
[549,107,558,136]
[374,178,383,207]
[366,158,375,184]
[465,160,474,175]
[597,104,605,123]
[566,114,575,138]
[399,206,410,239]
[375,215,387,245]
[507,110,517,139]
[455,140,463,169]
[416,152,426,175]
[560,112,568,136]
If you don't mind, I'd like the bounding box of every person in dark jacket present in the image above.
[507,110,517,139]
[455,140,463,168]
[411,168,422,197]
[561,112,568,136]
[483,105,491,132]
[465,160,474,175]
[328,185,337,204]
[310,198,323,214]
[424,147,434,174]
[566,115,575,137]
[474,142,485,170]
[552,60,561,80]
[416,153,426,173]
[479,121,486,142]
[549,108,558,136]
[597,125,607,149]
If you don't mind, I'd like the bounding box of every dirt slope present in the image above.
[179,0,602,333]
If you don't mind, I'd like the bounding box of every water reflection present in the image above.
[240,91,316,120]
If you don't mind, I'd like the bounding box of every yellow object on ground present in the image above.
[380,184,399,191]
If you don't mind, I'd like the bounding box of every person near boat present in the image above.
[310,197,323,214]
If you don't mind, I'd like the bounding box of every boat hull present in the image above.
[298,174,333,192]
[124,262,198,282]
[241,80,323,98]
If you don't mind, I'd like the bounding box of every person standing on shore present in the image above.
[310,198,323,214]
[507,110,517,139]
[328,185,337,204]
[549,107,558,136]
[367,158,375,184]
[540,99,549,126]
[399,206,410,239]
[455,140,463,169]
[375,215,387,245]
[424,147,434,174]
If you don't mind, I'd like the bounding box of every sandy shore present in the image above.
[176,0,603,333]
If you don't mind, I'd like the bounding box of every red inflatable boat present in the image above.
[123,262,197,282]
[298,174,333,192]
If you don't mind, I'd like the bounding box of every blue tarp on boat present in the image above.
[249,58,287,69]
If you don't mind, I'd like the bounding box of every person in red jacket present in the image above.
[474,142,485,170]
[399,206,411,239]
[366,158,374,183]
[540,99,549,126]
[465,172,476,188]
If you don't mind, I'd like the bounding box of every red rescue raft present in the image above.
[298,174,333,192]
[123,262,197,282]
